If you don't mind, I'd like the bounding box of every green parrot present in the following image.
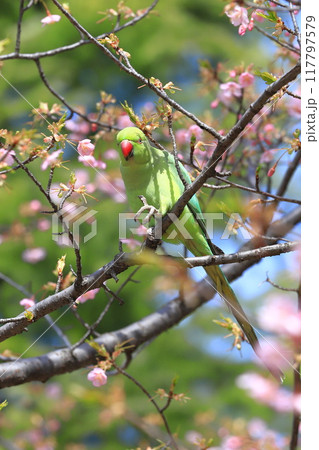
[116,127,279,377]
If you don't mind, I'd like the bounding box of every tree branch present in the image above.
[0,206,300,387]
[183,241,298,267]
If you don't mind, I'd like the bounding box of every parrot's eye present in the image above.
[137,139,142,144]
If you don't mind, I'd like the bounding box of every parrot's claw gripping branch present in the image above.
[134,195,160,224]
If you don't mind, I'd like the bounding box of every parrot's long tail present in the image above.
[185,239,283,381]
[203,264,283,381]
[203,263,259,350]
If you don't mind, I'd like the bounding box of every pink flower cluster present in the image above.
[65,117,91,141]
[225,5,265,35]
[94,173,127,203]
[175,124,203,146]
[211,72,254,109]
[174,124,218,165]
[257,295,301,342]
[41,149,63,171]
[237,372,300,413]
[22,247,47,264]
[77,139,106,170]
[117,113,135,129]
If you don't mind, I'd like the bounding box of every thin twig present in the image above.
[264,273,299,292]
[0,272,71,347]
[15,0,25,53]
[114,363,179,450]
[254,25,300,55]
[212,174,301,204]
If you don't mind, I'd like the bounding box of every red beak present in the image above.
[120,140,134,160]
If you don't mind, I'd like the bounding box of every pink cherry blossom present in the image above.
[65,119,90,135]
[41,14,61,26]
[76,288,100,304]
[286,91,301,118]
[264,123,275,134]
[237,371,297,413]
[78,154,106,170]
[77,139,95,156]
[225,5,249,28]
[95,174,126,202]
[0,148,15,167]
[270,389,294,412]
[104,149,119,160]
[257,295,301,340]
[238,72,254,87]
[41,149,63,171]
[87,368,108,387]
[37,219,51,231]
[238,24,247,36]
[293,393,301,413]
[22,247,47,264]
[175,129,189,146]
[120,238,141,250]
[210,99,219,109]
[29,199,42,212]
[185,430,203,444]
[45,383,62,399]
[20,298,35,309]
[236,372,277,403]
[255,338,293,372]
[94,160,107,170]
[248,18,255,31]
[78,154,95,166]
[247,418,267,439]
[117,114,134,129]
[260,149,276,163]
[74,169,90,186]
[188,124,203,141]
[219,82,242,106]
[134,224,148,235]
[221,435,244,449]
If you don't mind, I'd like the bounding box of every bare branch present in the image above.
[184,241,299,267]
[254,25,300,54]
[211,174,301,205]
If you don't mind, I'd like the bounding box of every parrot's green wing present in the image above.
[176,158,224,255]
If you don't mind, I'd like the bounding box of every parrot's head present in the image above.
[116,127,151,165]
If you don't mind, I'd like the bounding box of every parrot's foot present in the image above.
[134,195,160,224]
